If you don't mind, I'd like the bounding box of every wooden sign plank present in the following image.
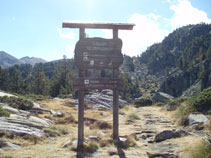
[74,78,123,90]
[62,22,135,30]
[75,38,123,69]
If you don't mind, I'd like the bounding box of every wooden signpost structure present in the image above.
[62,22,134,146]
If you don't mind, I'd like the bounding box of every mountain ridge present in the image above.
[0,51,46,68]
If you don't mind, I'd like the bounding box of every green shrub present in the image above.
[0,96,33,110]
[208,110,211,115]
[167,97,187,107]
[188,87,211,112]
[23,94,52,101]
[134,97,152,107]
[0,106,10,117]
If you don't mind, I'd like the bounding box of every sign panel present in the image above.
[74,78,123,90]
[74,38,123,69]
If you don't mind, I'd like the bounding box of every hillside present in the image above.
[123,23,211,98]
[0,51,22,68]
[20,56,46,66]
[0,51,46,68]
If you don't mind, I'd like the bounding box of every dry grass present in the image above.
[1,98,208,158]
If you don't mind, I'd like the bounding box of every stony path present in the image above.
[1,100,202,158]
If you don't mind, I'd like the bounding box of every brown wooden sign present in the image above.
[74,38,123,69]
[74,78,123,90]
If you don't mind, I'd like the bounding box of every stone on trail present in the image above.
[187,113,209,126]
[154,129,189,142]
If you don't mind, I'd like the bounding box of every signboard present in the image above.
[74,78,123,90]
[74,38,123,69]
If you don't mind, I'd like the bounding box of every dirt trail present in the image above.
[1,99,203,158]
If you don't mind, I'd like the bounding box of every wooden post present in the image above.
[78,28,85,146]
[113,28,119,140]
[113,28,118,39]
[113,68,119,140]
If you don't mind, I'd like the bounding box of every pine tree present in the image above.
[32,70,50,96]
[50,57,74,97]
[8,66,25,93]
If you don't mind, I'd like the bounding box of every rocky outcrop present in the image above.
[187,113,209,126]
[0,101,53,137]
[85,89,128,110]
[152,92,174,103]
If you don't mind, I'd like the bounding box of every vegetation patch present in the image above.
[55,115,77,124]
[127,113,140,121]
[0,106,10,117]
[188,87,211,113]
[134,97,153,107]
[0,96,33,110]
[22,94,52,101]
[44,127,68,137]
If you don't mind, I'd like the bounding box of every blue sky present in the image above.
[0,0,210,61]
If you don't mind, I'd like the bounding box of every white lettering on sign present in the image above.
[84,80,89,84]
[83,56,88,61]
[90,60,94,65]
[83,52,88,56]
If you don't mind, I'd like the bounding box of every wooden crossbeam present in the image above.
[62,22,134,30]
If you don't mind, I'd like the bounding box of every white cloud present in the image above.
[116,13,169,56]
[57,28,75,39]
[170,0,211,29]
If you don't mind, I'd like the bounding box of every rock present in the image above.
[118,137,130,148]
[5,142,21,148]
[154,130,177,142]
[50,110,63,117]
[154,129,189,142]
[1,105,30,115]
[0,139,20,149]
[62,140,72,148]
[109,147,118,156]
[0,117,45,137]
[152,92,174,103]
[0,92,16,97]
[147,151,177,158]
[89,136,100,142]
[32,102,40,109]
[85,90,128,110]
[101,89,113,96]
[165,105,177,111]
[187,113,209,126]
[56,112,63,117]
[174,129,189,137]
[1,105,20,114]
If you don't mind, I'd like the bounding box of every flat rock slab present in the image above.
[0,115,53,137]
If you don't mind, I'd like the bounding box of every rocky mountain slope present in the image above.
[20,56,46,66]
[122,23,211,98]
[0,51,46,68]
[0,51,22,68]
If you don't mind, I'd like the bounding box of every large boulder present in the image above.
[152,92,174,103]
[187,113,209,126]
[154,129,189,142]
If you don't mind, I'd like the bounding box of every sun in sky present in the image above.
[0,0,210,61]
